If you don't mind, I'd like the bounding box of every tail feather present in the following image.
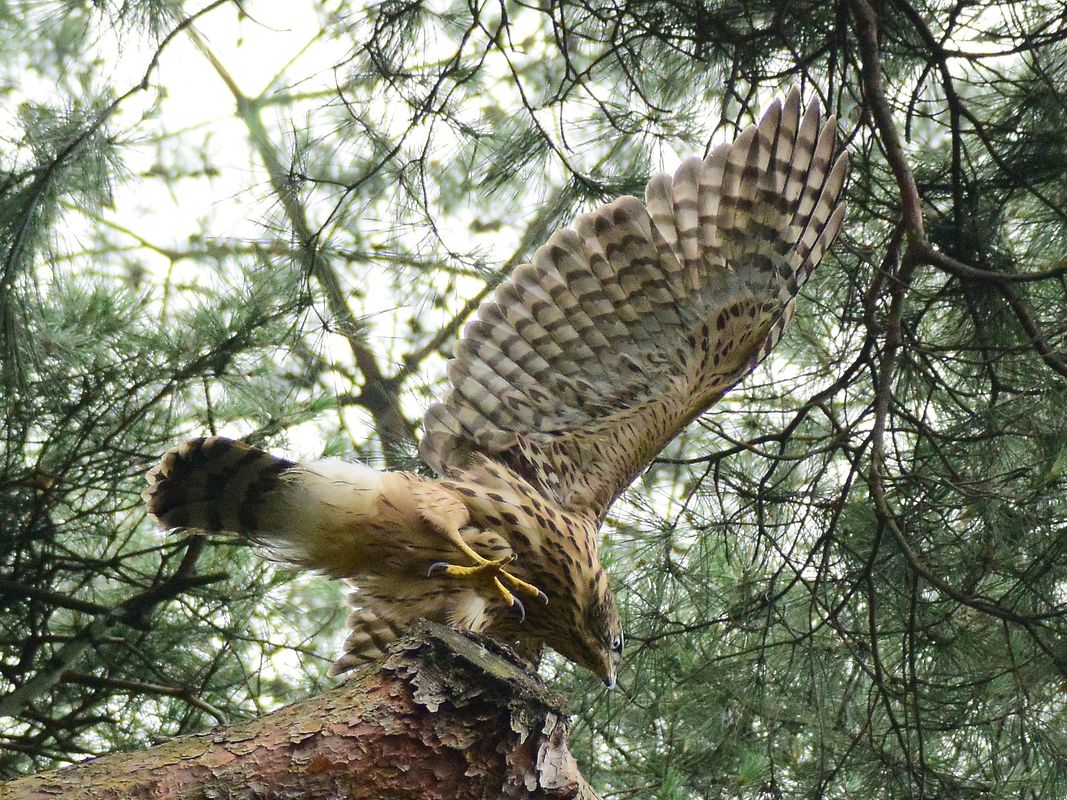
[329,594,411,675]
[144,436,390,575]
[329,582,491,675]
[144,437,296,536]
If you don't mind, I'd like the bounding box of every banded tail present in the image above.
[144,437,296,536]
[143,436,384,576]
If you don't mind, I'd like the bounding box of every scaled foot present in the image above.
[428,552,548,623]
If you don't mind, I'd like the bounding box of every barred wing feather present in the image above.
[420,88,847,520]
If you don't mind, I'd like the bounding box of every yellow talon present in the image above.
[427,554,548,622]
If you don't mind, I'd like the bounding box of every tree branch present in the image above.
[3,622,603,800]
[851,0,926,244]
[0,540,220,720]
[185,25,417,464]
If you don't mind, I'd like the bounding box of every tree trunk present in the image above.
[1,622,602,799]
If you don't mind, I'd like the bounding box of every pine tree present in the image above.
[1,0,1066,796]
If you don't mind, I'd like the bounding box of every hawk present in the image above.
[144,89,847,689]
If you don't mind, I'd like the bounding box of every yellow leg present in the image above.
[427,530,548,621]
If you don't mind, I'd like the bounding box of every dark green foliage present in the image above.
[1,0,1066,796]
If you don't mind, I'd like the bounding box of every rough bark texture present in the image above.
[0,622,602,799]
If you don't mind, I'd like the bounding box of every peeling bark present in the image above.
[1,622,602,800]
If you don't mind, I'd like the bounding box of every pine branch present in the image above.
[184,25,417,465]
[3,622,603,800]
[0,540,221,720]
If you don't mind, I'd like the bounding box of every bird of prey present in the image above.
[144,88,847,689]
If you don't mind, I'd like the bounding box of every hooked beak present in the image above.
[603,670,617,690]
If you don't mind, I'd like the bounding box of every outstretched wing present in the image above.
[420,88,847,520]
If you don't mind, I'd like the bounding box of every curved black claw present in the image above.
[427,561,450,578]
[511,595,526,624]
[535,589,549,605]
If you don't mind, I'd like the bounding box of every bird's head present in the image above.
[554,567,623,689]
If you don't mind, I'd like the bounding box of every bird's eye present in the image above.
[612,635,623,652]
